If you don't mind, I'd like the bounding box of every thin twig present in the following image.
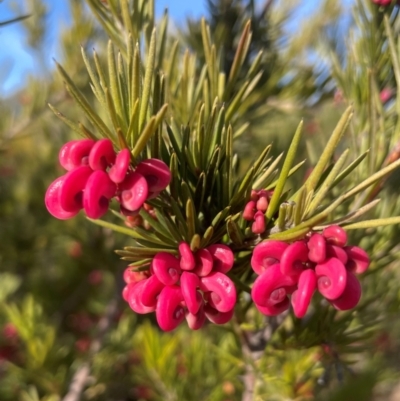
[62,297,119,401]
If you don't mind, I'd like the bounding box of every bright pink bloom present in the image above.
[151,252,181,286]
[251,240,289,275]
[252,211,266,234]
[179,242,196,271]
[186,305,206,330]
[135,158,171,197]
[344,246,370,274]
[181,272,202,314]
[315,257,347,300]
[291,269,317,318]
[156,286,185,331]
[251,264,296,307]
[127,280,156,314]
[193,248,214,276]
[206,244,234,273]
[83,170,116,219]
[200,272,236,313]
[141,275,164,307]
[331,271,361,310]
[59,139,95,171]
[204,304,234,324]
[88,138,116,170]
[243,201,256,221]
[118,172,148,211]
[255,298,290,316]
[108,148,131,183]
[326,244,348,265]
[307,233,326,263]
[59,166,92,213]
[280,241,308,277]
[372,0,392,6]
[45,175,80,219]
[322,225,347,247]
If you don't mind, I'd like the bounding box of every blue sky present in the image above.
[0,0,330,95]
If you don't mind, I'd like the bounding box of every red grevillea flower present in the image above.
[315,257,347,300]
[291,269,317,318]
[59,139,95,171]
[200,272,236,313]
[251,240,289,275]
[156,286,186,331]
[135,158,171,197]
[45,176,80,219]
[344,246,370,274]
[322,225,347,247]
[252,211,266,234]
[108,148,131,183]
[372,0,392,6]
[280,241,309,277]
[59,166,93,213]
[252,264,296,309]
[124,242,236,331]
[193,248,214,276]
[83,170,117,219]
[307,233,326,263]
[243,201,256,221]
[179,242,196,271]
[181,272,202,314]
[330,271,361,310]
[118,172,148,212]
[88,138,116,170]
[152,252,181,285]
[206,244,234,273]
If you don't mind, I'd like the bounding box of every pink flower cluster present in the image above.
[122,243,237,331]
[45,139,171,220]
[251,225,370,318]
[243,189,273,234]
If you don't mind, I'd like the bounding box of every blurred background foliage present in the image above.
[0,0,400,400]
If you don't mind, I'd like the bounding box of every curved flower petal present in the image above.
[59,139,95,171]
[186,304,206,330]
[181,272,202,314]
[135,158,171,192]
[344,246,370,274]
[45,175,79,220]
[204,304,234,324]
[193,248,214,276]
[59,166,92,212]
[152,252,181,286]
[179,242,196,271]
[108,148,131,183]
[330,271,362,310]
[156,285,185,331]
[118,172,148,212]
[200,272,236,313]
[322,225,347,247]
[315,257,347,300]
[251,264,297,307]
[127,280,156,314]
[307,233,326,264]
[207,244,234,274]
[88,138,116,170]
[280,241,309,277]
[83,170,116,219]
[291,269,317,318]
[141,275,165,307]
[251,240,289,275]
[255,298,290,316]
[326,244,348,265]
